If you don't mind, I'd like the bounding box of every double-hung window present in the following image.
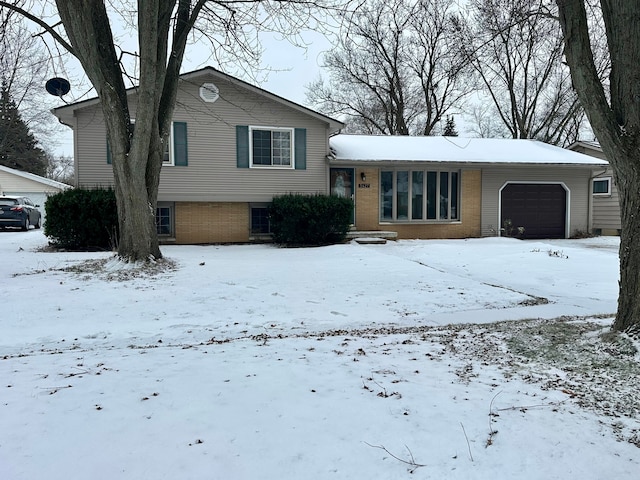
[236,126,305,169]
[380,169,460,221]
[250,127,293,168]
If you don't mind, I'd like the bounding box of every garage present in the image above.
[0,165,70,225]
[500,183,567,239]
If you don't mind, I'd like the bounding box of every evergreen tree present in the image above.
[0,82,47,176]
[443,115,459,136]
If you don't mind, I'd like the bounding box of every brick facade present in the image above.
[175,202,250,244]
[172,169,482,243]
[353,168,482,239]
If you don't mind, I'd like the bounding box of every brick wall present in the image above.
[353,168,482,239]
[354,168,381,230]
[172,169,482,244]
[175,202,250,244]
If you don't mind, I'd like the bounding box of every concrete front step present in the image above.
[353,237,388,245]
[346,231,398,242]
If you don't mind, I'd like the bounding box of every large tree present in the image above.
[0,2,59,172]
[557,0,640,333]
[0,0,344,262]
[462,0,588,146]
[0,82,47,175]
[307,0,473,135]
[0,3,49,125]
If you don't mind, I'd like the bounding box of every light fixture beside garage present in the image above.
[199,83,219,103]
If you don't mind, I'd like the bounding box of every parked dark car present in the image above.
[0,196,42,230]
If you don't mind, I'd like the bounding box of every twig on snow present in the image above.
[39,384,73,395]
[459,422,474,462]
[364,441,427,473]
[495,399,569,412]
[486,391,502,447]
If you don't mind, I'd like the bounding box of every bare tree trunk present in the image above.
[557,0,640,333]
[53,0,198,262]
[110,146,163,260]
[615,156,640,333]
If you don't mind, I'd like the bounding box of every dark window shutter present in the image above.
[173,122,188,166]
[294,128,306,170]
[106,137,111,164]
[236,125,249,168]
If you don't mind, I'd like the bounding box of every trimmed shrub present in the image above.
[269,193,353,246]
[44,188,118,250]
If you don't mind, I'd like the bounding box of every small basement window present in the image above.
[593,177,611,195]
[250,205,271,234]
[156,203,174,237]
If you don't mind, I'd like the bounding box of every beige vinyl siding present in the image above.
[593,167,621,231]
[571,145,607,161]
[0,172,63,194]
[569,145,621,232]
[481,166,592,237]
[73,73,332,201]
[74,107,114,188]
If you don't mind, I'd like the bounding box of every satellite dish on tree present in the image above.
[45,77,71,97]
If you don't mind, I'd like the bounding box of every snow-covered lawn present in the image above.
[1,231,638,479]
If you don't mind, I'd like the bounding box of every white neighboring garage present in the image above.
[0,165,71,224]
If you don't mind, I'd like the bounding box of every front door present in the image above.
[330,168,355,224]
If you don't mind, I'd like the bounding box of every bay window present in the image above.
[380,169,460,221]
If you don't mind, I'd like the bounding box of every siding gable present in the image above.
[73,74,335,199]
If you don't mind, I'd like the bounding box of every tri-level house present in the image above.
[53,67,343,244]
[53,67,609,243]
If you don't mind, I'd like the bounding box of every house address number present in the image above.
[358,183,371,188]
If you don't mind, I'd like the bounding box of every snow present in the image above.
[329,134,610,165]
[1,231,638,479]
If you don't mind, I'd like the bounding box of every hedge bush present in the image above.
[44,188,119,250]
[269,193,353,246]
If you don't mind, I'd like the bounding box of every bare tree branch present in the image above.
[308,0,474,135]
[0,0,74,55]
[459,0,586,145]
